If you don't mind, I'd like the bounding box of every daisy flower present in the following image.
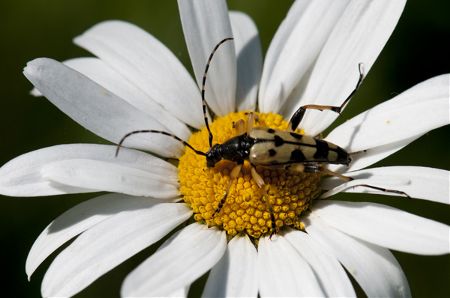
[1,0,449,297]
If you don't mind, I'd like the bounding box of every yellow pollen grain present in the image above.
[178,112,322,239]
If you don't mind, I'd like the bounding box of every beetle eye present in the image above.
[206,157,217,168]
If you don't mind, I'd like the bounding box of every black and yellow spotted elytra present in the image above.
[205,126,350,170]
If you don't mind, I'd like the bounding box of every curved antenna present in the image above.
[201,37,234,148]
[115,130,207,157]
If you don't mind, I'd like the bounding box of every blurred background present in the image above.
[0,0,449,297]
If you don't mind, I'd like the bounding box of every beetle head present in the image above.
[206,144,222,168]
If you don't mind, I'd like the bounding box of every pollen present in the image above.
[178,112,322,239]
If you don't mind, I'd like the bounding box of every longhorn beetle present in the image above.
[116,38,409,232]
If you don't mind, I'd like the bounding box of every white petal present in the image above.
[259,0,349,113]
[121,223,226,297]
[168,286,190,298]
[257,235,325,297]
[30,87,42,96]
[26,193,160,279]
[326,74,450,153]
[74,21,203,128]
[41,203,192,298]
[23,58,183,157]
[312,200,450,255]
[284,230,356,297]
[290,0,406,135]
[322,166,450,205]
[41,159,178,199]
[230,11,262,111]
[330,134,421,172]
[178,0,236,115]
[0,144,177,197]
[31,58,190,140]
[306,217,411,298]
[68,58,190,139]
[202,235,257,298]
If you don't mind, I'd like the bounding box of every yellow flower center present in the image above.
[178,112,323,239]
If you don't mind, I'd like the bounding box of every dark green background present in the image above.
[1,1,449,297]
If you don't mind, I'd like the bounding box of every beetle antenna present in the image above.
[201,37,234,148]
[115,130,207,157]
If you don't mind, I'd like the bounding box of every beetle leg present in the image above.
[287,162,321,173]
[320,167,352,181]
[246,112,257,134]
[285,163,304,172]
[234,112,257,135]
[322,167,411,198]
[233,119,246,135]
[288,63,365,131]
[250,166,265,188]
[213,163,242,216]
[250,166,277,238]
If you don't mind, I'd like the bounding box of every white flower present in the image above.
[1,0,449,297]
